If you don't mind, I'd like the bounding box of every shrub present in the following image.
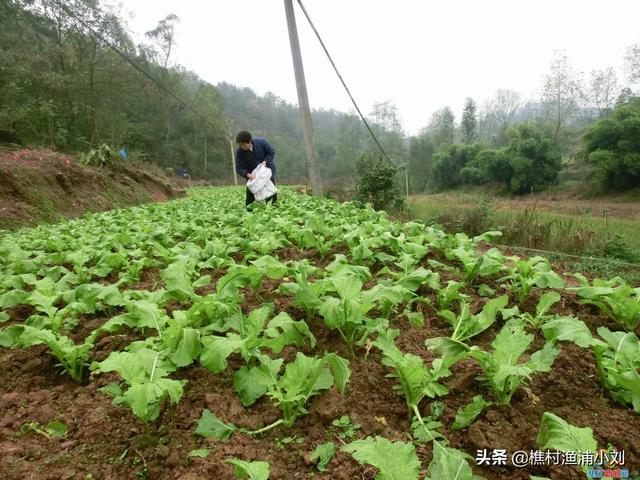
[432,143,482,190]
[80,143,117,168]
[582,100,640,190]
[354,153,405,211]
[502,124,562,194]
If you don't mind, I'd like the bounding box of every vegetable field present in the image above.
[0,187,638,480]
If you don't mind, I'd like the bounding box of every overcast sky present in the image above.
[116,0,639,136]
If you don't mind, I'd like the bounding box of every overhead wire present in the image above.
[295,0,399,168]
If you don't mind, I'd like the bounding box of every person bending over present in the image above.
[235,130,277,207]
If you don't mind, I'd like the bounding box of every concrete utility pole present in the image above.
[284,0,323,196]
[228,127,238,186]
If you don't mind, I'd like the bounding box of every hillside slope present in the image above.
[0,147,184,230]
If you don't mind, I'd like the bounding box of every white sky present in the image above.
[116,0,639,136]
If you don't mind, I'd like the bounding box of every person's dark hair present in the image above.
[236,131,252,144]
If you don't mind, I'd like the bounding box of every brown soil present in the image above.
[1,243,639,479]
[0,147,185,230]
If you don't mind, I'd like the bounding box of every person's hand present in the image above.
[247,173,257,180]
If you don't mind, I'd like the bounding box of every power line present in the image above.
[295,0,398,168]
[48,0,210,126]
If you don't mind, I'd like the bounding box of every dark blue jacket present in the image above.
[235,137,276,179]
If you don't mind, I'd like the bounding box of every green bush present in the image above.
[432,143,482,190]
[582,100,640,190]
[354,153,405,211]
[501,124,562,194]
[80,144,117,168]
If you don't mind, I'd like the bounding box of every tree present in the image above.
[624,44,640,85]
[408,134,435,191]
[587,67,620,118]
[369,100,406,163]
[370,100,402,133]
[432,143,481,190]
[541,50,584,146]
[615,87,638,108]
[145,14,179,69]
[426,106,455,147]
[478,89,522,147]
[460,97,477,144]
[582,99,640,190]
[502,124,562,194]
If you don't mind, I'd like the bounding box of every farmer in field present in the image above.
[235,130,277,207]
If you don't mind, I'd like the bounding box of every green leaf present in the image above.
[227,459,270,480]
[535,291,561,317]
[542,317,605,348]
[342,436,420,480]
[195,409,236,441]
[187,449,210,458]
[45,421,68,437]
[526,342,560,373]
[99,382,123,398]
[0,289,29,308]
[411,418,444,444]
[536,412,597,453]
[170,328,201,367]
[129,300,167,332]
[233,365,273,406]
[491,320,532,367]
[309,441,335,472]
[200,335,245,372]
[428,443,477,480]
[282,353,334,400]
[451,395,492,430]
[477,284,495,297]
[324,352,351,394]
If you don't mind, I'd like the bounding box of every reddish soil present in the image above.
[1,245,639,479]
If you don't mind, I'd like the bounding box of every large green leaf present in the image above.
[200,335,245,373]
[536,412,597,453]
[195,409,237,441]
[227,459,270,480]
[342,436,420,480]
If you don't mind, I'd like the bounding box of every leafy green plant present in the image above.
[318,274,387,357]
[568,274,640,333]
[436,280,468,310]
[439,295,508,342]
[330,415,361,441]
[80,143,116,167]
[20,421,67,438]
[375,329,450,415]
[195,409,236,441]
[510,291,561,328]
[309,442,335,472]
[92,347,185,422]
[500,256,565,304]
[0,325,93,382]
[343,435,484,480]
[278,272,329,319]
[593,327,640,413]
[198,352,350,434]
[427,320,560,426]
[199,305,316,405]
[446,246,505,284]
